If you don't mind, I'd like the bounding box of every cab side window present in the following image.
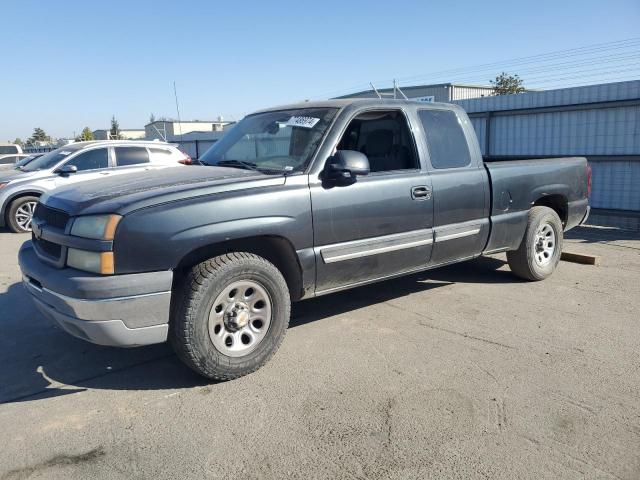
[115,147,150,166]
[66,148,109,171]
[336,110,418,173]
[418,109,471,169]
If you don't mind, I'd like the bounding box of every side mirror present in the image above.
[326,150,370,184]
[54,164,78,176]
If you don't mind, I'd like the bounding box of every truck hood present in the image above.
[42,166,286,216]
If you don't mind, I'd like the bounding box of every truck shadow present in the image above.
[0,256,512,404]
[566,225,640,244]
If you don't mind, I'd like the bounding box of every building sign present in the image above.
[414,96,435,103]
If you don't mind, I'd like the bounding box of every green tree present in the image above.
[109,116,121,140]
[76,127,94,142]
[491,72,526,95]
[29,127,50,143]
[149,113,156,123]
[13,138,23,146]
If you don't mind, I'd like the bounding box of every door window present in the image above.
[336,110,418,173]
[65,148,109,171]
[115,146,150,166]
[418,109,471,169]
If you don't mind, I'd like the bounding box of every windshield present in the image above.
[15,155,37,168]
[199,108,338,174]
[21,146,81,172]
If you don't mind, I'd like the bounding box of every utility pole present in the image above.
[173,81,183,143]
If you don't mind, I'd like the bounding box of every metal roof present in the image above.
[335,83,494,98]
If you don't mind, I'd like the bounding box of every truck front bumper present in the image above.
[19,241,172,347]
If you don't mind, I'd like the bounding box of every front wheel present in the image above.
[507,206,563,281]
[6,195,39,233]
[171,252,291,381]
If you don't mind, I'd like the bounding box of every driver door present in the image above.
[310,108,434,294]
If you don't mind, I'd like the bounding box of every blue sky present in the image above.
[1,0,639,140]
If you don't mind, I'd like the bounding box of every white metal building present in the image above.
[92,129,146,140]
[145,119,233,142]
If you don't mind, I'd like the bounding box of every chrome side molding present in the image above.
[318,229,433,264]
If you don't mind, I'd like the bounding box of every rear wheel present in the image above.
[507,206,563,281]
[171,252,290,381]
[6,196,39,233]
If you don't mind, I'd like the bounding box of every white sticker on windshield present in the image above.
[285,116,320,129]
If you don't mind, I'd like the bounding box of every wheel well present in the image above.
[533,194,568,226]
[174,236,304,301]
[3,191,41,220]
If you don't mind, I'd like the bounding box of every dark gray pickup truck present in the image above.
[19,99,590,380]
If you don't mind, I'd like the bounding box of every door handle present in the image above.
[411,185,431,200]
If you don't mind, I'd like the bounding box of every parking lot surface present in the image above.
[1,226,639,479]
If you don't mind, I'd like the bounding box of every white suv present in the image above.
[0,140,189,232]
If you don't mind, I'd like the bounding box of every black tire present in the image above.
[6,195,39,233]
[171,252,290,381]
[507,206,563,281]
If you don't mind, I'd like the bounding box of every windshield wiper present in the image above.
[215,160,287,175]
[216,160,261,172]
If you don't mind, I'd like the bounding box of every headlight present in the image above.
[67,249,114,274]
[70,214,121,240]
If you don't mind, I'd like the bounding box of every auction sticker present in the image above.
[285,116,320,128]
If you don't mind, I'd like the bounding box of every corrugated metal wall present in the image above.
[488,105,639,156]
[590,159,640,211]
[456,80,640,113]
[454,80,640,212]
[450,86,493,101]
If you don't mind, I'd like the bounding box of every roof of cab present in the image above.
[252,98,458,114]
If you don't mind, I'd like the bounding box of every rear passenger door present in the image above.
[417,108,490,265]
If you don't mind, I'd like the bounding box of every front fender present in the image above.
[113,181,313,274]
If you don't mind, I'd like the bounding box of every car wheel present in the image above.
[171,252,291,380]
[507,206,563,281]
[6,196,39,233]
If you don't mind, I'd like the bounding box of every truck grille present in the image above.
[33,204,70,230]
[32,235,62,259]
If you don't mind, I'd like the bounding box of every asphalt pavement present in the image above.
[1,226,639,479]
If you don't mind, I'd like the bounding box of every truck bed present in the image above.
[483,157,590,253]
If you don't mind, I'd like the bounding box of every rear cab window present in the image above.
[115,146,150,166]
[418,109,471,169]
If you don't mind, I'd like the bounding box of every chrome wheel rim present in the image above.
[15,201,37,231]
[208,280,272,357]
[533,222,556,266]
